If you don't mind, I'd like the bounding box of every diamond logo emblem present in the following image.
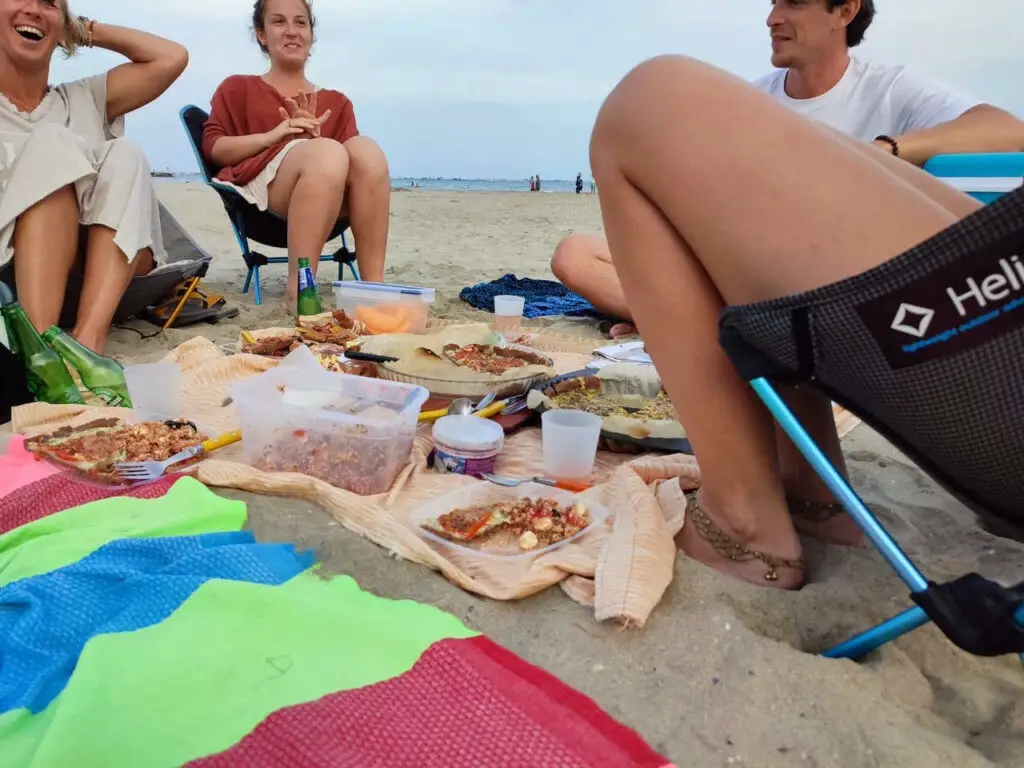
[890,303,935,338]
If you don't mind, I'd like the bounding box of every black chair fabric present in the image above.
[720,186,1024,527]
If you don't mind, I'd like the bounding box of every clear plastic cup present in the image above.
[123,362,182,420]
[541,409,602,482]
[493,294,525,332]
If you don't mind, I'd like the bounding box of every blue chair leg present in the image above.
[242,267,253,296]
[347,262,360,281]
[252,266,263,306]
[749,377,933,658]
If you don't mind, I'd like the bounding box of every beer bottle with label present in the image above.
[0,305,84,405]
[42,327,133,407]
[296,257,323,316]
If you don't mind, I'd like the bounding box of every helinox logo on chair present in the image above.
[890,303,935,338]
[857,248,1024,368]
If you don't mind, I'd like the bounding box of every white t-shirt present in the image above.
[754,57,982,141]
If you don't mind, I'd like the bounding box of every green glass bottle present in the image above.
[296,257,323,316]
[1,305,84,405]
[42,326,132,407]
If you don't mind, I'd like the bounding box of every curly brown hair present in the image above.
[252,0,316,54]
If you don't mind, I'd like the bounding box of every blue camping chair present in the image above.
[718,178,1024,662]
[924,152,1024,204]
[178,105,359,305]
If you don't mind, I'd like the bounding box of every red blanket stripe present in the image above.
[0,474,180,535]
[189,636,670,768]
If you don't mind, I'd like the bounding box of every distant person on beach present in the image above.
[589,179,596,194]
[575,173,583,194]
[0,2,188,353]
[535,174,542,192]
[203,0,391,311]
[552,0,1024,339]
[529,175,536,191]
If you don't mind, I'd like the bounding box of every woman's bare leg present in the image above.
[343,135,390,283]
[590,56,962,587]
[551,233,637,337]
[12,185,79,332]
[267,138,350,306]
[773,128,983,546]
[73,225,153,354]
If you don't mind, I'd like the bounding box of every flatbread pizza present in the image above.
[23,418,207,483]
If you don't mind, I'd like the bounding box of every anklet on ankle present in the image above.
[686,494,804,582]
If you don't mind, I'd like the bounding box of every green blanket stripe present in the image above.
[0,573,479,768]
[0,478,247,587]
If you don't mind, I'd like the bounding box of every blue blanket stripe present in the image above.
[0,531,313,714]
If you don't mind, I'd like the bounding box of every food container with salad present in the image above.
[231,358,429,495]
[332,281,435,335]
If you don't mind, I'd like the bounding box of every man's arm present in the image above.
[879,69,1024,166]
[879,104,1024,166]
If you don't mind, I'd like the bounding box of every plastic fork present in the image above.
[113,429,242,482]
[480,473,591,493]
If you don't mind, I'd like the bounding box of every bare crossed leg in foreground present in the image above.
[590,55,978,588]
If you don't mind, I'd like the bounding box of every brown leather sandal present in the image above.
[686,494,805,583]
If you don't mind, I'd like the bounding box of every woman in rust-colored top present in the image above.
[203,0,390,307]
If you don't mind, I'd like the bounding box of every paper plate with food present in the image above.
[527,363,691,454]
[22,416,211,487]
[360,323,556,398]
[412,481,609,561]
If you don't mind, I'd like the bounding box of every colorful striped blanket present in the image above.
[0,453,674,767]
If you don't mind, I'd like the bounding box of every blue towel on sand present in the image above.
[459,273,604,319]
[0,531,312,714]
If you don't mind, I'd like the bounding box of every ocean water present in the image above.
[159,173,595,194]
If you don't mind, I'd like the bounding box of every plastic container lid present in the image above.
[432,415,504,452]
[331,281,436,303]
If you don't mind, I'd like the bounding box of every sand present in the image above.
[22,183,1024,765]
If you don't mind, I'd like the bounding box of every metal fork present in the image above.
[114,429,242,482]
[500,395,528,415]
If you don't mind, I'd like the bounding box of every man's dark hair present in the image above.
[826,0,875,47]
[252,0,316,54]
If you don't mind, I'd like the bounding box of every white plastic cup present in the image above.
[541,409,602,482]
[123,362,182,420]
[493,294,525,332]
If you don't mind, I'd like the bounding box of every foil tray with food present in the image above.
[411,481,609,562]
[360,323,556,399]
[527,364,692,455]
[22,417,210,487]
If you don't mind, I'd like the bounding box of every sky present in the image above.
[50,0,1024,179]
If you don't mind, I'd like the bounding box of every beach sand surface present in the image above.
[51,184,1024,765]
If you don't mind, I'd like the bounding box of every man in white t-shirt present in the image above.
[552,0,1024,335]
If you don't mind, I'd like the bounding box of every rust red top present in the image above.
[202,75,359,185]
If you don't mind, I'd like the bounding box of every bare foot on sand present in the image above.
[609,322,637,339]
[676,491,805,590]
[787,497,868,548]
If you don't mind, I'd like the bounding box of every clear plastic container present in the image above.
[410,481,610,562]
[231,364,429,495]
[432,415,504,476]
[332,281,436,335]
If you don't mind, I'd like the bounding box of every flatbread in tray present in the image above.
[22,417,208,484]
[361,324,555,385]
[527,364,692,454]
